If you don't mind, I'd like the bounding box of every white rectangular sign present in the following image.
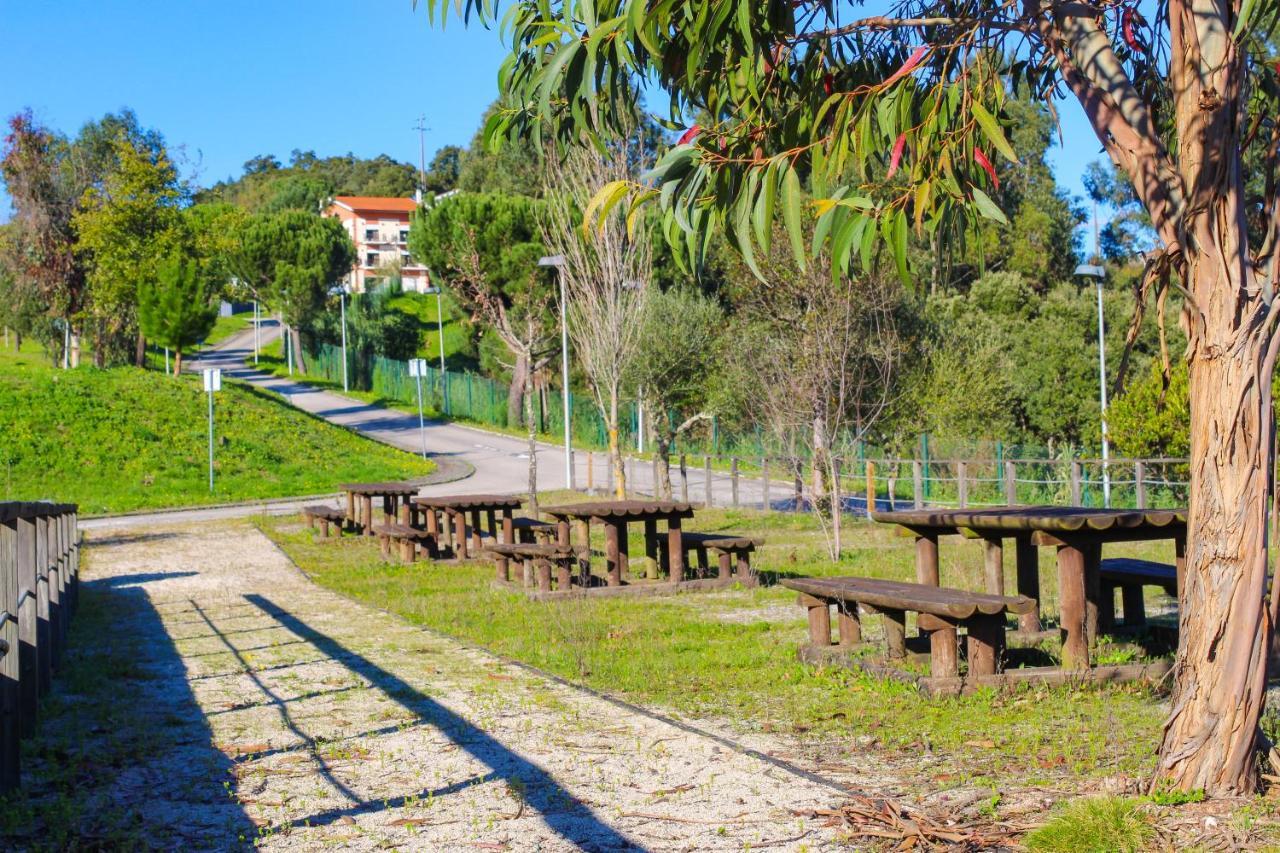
[408,358,427,378]
[203,367,222,392]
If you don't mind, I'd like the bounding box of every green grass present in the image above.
[386,291,475,365]
[0,345,434,514]
[1025,797,1155,852]
[258,499,1175,794]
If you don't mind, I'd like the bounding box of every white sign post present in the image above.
[407,358,429,459]
[203,368,222,492]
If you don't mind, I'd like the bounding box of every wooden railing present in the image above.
[0,501,79,793]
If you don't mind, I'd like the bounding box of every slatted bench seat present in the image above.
[373,524,438,563]
[511,517,557,544]
[486,542,588,591]
[1099,558,1177,629]
[782,576,1035,678]
[303,505,347,538]
[680,533,761,582]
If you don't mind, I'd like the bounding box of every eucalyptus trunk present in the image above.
[654,431,673,500]
[509,352,528,430]
[524,354,538,518]
[608,389,625,498]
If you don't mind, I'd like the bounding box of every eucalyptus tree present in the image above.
[422,0,1280,794]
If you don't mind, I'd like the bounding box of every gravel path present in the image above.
[45,520,848,851]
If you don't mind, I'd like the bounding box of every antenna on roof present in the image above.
[412,115,430,204]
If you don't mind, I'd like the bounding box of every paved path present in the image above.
[29,519,845,850]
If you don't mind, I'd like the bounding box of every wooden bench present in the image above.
[782,576,1035,678]
[373,524,438,562]
[680,533,760,583]
[1099,558,1177,630]
[511,517,557,544]
[486,542,588,591]
[303,505,347,538]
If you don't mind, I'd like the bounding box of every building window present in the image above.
[365,252,377,267]
[364,228,378,241]
[401,253,411,264]
[399,229,409,242]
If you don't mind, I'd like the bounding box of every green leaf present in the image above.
[892,208,910,284]
[781,165,805,270]
[970,101,1018,164]
[970,186,1010,225]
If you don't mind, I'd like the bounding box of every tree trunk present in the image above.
[173,348,184,377]
[524,352,538,518]
[135,333,146,368]
[654,432,673,500]
[509,351,528,430]
[609,390,625,498]
[291,325,308,373]
[68,331,80,368]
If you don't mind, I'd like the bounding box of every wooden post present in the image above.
[573,519,591,583]
[616,521,630,581]
[34,516,50,695]
[836,602,862,646]
[668,517,685,584]
[1070,460,1082,505]
[865,460,875,519]
[1083,542,1102,645]
[1121,584,1147,626]
[15,517,35,737]
[454,511,468,559]
[0,517,18,792]
[398,500,411,525]
[912,460,924,509]
[469,510,483,553]
[679,454,689,502]
[966,614,1005,676]
[982,537,1004,596]
[915,532,940,586]
[345,490,355,526]
[604,523,622,586]
[730,457,739,507]
[501,509,514,546]
[800,594,831,646]
[957,461,968,508]
[587,452,594,493]
[1056,544,1089,670]
[643,519,658,562]
[880,608,907,659]
[48,517,61,668]
[536,560,552,592]
[762,457,771,511]
[1014,534,1041,633]
[1004,461,1017,505]
[1135,460,1147,508]
[704,456,713,507]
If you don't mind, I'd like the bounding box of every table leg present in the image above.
[1175,533,1186,602]
[1084,542,1102,645]
[644,519,658,561]
[573,519,591,583]
[557,519,571,548]
[915,532,939,585]
[668,517,685,585]
[1056,544,1089,669]
[982,536,1004,596]
[382,495,394,527]
[799,594,830,646]
[604,523,621,587]
[1014,534,1041,633]
[930,625,959,678]
[616,522,630,581]
[967,614,1005,676]
[502,509,514,546]
[881,608,907,660]
[345,491,355,528]
[470,510,483,552]
[487,510,497,540]
[398,499,411,525]
[454,511,468,559]
[362,496,374,536]
[836,602,862,646]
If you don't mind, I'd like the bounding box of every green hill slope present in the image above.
[0,349,433,514]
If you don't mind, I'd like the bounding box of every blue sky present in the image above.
[2,0,1106,238]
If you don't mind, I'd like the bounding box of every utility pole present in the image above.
[412,115,429,201]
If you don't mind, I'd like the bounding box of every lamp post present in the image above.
[329,284,349,392]
[203,368,222,492]
[539,254,573,490]
[424,284,448,415]
[1076,262,1111,507]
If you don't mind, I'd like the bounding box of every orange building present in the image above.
[322,196,430,293]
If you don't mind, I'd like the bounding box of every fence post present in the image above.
[1,513,18,793]
[586,452,594,494]
[1071,460,1082,505]
[957,461,968,508]
[1135,460,1147,508]
[762,456,771,511]
[14,516,34,737]
[1004,460,1017,505]
[731,457,739,507]
[913,460,924,509]
[34,516,49,697]
[864,460,874,518]
[704,455,713,507]
[680,454,689,502]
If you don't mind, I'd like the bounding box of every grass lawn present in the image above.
[0,344,433,514]
[259,497,1179,797]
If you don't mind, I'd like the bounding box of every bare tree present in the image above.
[543,144,652,498]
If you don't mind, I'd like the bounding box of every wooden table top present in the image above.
[411,495,524,510]
[541,500,696,521]
[871,506,1187,535]
[783,576,1037,619]
[337,483,422,496]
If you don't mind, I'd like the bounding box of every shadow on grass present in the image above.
[242,593,645,849]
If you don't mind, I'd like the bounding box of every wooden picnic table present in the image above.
[410,495,523,559]
[869,506,1187,669]
[338,482,421,537]
[541,500,696,587]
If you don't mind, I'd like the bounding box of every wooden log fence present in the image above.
[0,501,79,793]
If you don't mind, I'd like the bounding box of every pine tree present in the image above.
[137,254,218,376]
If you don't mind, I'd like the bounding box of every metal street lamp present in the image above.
[1076,262,1111,507]
[423,284,449,415]
[539,254,574,490]
[329,284,350,393]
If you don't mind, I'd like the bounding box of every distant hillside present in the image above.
[196,149,418,213]
[0,347,433,514]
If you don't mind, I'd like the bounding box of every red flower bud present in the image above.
[887,133,907,180]
[1122,8,1142,51]
[974,147,998,190]
[882,46,929,88]
[823,73,835,95]
[677,125,701,146]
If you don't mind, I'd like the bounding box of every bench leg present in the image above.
[736,551,751,581]
[521,558,534,588]
[401,538,416,563]
[379,535,390,560]
[1014,534,1042,633]
[555,559,572,590]
[454,511,468,559]
[966,615,1005,676]
[836,602,861,646]
[1099,581,1118,634]
[495,556,510,583]
[536,560,552,592]
[644,519,658,562]
[881,608,907,660]
[1056,544,1090,670]
[604,523,622,587]
[799,594,831,646]
[319,519,330,539]
[717,551,732,583]
[697,547,709,577]
[983,537,1004,596]
[308,514,317,531]
[930,626,959,679]
[1121,584,1147,627]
